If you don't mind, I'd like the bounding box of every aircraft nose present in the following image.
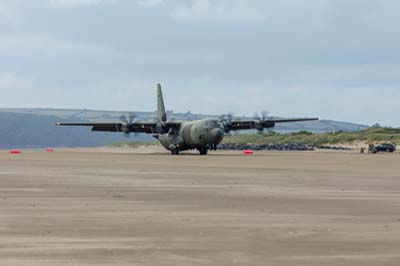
[210,127,224,143]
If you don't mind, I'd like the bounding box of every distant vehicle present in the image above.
[57,84,318,155]
[375,143,396,153]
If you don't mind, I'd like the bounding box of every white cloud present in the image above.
[0,2,11,19]
[1,0,400,126]
[137,0,165,8]
[171,0,266,22]
[0,72,22,90]
[48,0,117,9]
[0,72,38,106]
[0,0,22,29]
[0,34,123,58]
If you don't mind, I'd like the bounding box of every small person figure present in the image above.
[368,143,376,154]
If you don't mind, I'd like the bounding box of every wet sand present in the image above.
[0,149,400,265]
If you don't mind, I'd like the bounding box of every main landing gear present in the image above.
[170,145,214,155]
[198,144,218,155]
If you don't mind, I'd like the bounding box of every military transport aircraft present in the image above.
[57,84,318,155]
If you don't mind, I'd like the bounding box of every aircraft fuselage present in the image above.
[156,119,224,154]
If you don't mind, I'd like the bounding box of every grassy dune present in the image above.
[224,127,400,146]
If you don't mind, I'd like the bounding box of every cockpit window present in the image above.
[204,120,221,128]
[209,120,218,127]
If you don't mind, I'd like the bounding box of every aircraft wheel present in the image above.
[199,147,208,155]
[171,149,180,155]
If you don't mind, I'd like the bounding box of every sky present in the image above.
[0,0,399,126]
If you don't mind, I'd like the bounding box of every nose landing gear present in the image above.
[198,146,208,155]
[171,149,180,155]
[169,144,180,155]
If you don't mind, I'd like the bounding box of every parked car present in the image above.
[374,143,396,153]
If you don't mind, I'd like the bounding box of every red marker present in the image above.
[10,150,21,154]
[243,150,254,155]
[46,148,55,152]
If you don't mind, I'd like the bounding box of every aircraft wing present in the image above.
[272,118,319,123]
[56,122,180,134]
[226,117,319,131]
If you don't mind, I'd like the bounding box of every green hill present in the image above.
[0,112,152,149]
[224,127,400,146]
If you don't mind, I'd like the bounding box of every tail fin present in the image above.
[157,83,167,122]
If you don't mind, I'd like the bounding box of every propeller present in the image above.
[219,112,235,133]
[119,112,137,138]
[253,110,270,133]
